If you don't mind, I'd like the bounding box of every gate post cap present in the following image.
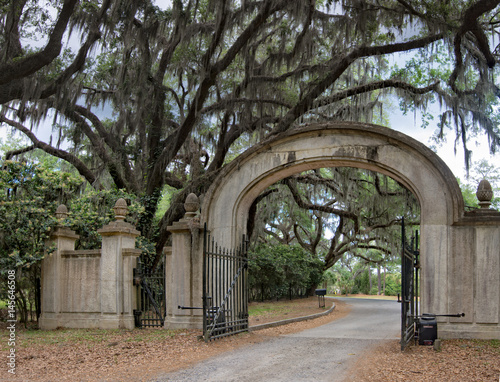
[113,198,128,220]
[55,204,68,220]
[476,179,493,209]
[184,193,199,218]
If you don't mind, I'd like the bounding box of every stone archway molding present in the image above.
[202,122,463,245]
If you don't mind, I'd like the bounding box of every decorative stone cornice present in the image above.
[50,226,79,240]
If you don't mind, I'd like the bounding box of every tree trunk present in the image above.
[383,264,387,295]
[369,266,373,292]
[377,264,381,295]
[306,281,319,296]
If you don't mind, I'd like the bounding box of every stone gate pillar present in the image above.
[98,198,141,329]
[39,205,79,329]
[165,193,203,329]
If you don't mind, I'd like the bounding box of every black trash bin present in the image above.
[418,314,437,345]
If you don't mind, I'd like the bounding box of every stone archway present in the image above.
[198,122,500,339]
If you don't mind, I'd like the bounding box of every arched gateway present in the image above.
[167,122,500,340]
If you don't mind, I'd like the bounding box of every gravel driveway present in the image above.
[153,298,400,382]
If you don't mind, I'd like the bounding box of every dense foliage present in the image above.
[248,243,324,301]
[326,257,403,296]
[0,160,82,323]
[250,167,419,270]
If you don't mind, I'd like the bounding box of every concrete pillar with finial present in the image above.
[98,198,141,329]
[39,204,80,329]
[165,193,203,329]
[471,179,500,325]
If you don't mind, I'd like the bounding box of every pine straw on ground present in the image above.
[347,337,500,382]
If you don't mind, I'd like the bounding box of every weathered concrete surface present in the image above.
[196,122,500,339]
[165,217,204,329]
[202,123,463,245]
[40,201,141,330]
[153,298,400,382]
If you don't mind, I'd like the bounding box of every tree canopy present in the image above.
[2,0,500,260]
[249,167,419,270]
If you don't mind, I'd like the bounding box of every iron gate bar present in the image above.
[134,255,166,328]
[203,224,248,341]
[140,279,165,326]
[401,218,419,351]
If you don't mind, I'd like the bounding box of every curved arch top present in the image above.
[201,122,464,246]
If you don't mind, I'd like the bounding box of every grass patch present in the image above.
[248,304,294,317]
[489,339,500,349]
[248,305,274,316]
[249,302,294,317]
[248,298,312,318]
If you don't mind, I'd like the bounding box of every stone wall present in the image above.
[440,206,500,339]
[39,199,141,330]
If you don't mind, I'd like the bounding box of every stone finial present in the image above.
[476,179,493,209]
[184,193,199,218]
[55,204,68,220]
[113,198,128,221]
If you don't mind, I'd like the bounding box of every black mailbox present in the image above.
[315,289,326,308]
[315,289,327,296]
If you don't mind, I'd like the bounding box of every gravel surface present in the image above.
[152,298,400,382]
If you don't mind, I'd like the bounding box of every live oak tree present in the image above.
[2,0,500,263]
[248,167,419,272]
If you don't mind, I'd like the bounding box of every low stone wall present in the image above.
[39,199,141,330]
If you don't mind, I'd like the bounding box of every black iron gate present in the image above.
[133,255,166,328]
[400,218,420,351]
[203,225,249,341]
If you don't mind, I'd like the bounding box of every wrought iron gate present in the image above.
[400,218,420,351]
[133,255,166,328]
[203,225,249,341]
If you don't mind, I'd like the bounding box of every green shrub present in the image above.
[248,243,323,301]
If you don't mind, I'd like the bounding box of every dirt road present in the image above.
[152,298,400,382]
